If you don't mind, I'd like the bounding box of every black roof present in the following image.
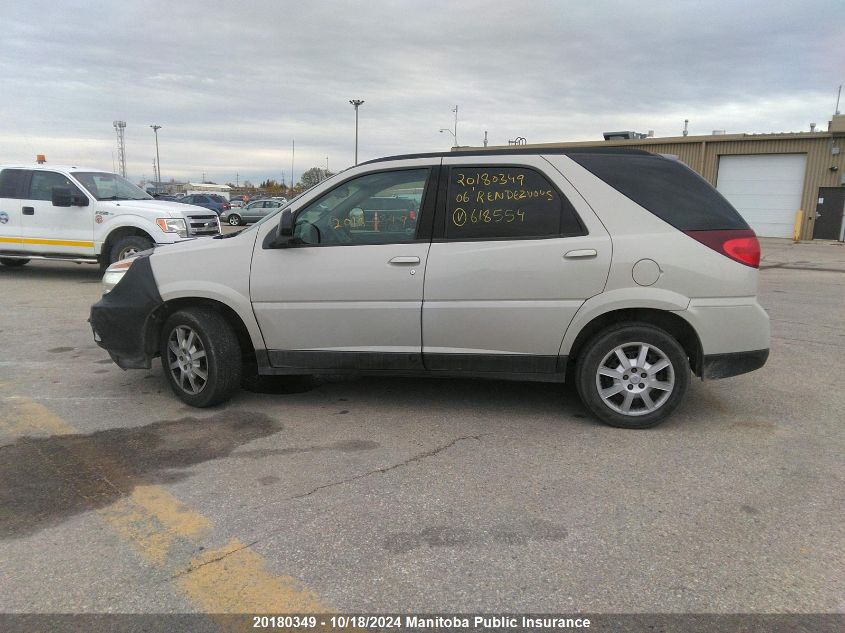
[358,146,653,166]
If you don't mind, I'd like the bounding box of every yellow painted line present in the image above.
[0,386,329,615]
[0,236,94,247]
[0,394,76,436]
[179,538,325,614]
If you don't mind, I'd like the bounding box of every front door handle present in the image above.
[388,256,420,265]
[564,249,597,259]
[22,207,35,215]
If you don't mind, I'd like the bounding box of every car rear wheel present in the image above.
[0,258,30,267]
[160,308,242,407]
[575,323,689,429]
[227,214,242,226]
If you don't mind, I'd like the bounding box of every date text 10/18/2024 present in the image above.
[251,615,591,629]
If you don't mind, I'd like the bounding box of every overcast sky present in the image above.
[0,0,842,186]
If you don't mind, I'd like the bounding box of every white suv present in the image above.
[0,164,219,268]
[90,149,769,428]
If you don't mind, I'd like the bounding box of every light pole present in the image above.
[349,99,364,165]
[451,105,458,147]
[150,125,162,192]
[439,128,456,147]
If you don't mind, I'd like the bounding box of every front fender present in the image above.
[156,281,266,352]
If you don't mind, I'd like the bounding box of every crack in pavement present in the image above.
[167,433,489,580]
[292,433,489,500]
[168,538,262,581]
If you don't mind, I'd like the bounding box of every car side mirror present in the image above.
[52,187,89,207]
[279,209,293,237]
[51,187,73,207]
[269,209,295,248]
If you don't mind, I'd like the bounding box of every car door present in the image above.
[243,201,264,223]
[0,169,27,252]
[18,170,95,256]
[250,160,438,371]
[421,155,611,374]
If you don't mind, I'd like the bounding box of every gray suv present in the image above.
[91,148,769,428]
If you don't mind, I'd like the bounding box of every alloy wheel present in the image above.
[595,342,675,416]
[166,325,208,394]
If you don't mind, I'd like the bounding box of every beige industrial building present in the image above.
[466,115,845,240]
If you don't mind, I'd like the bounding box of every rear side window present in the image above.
[569,153,748,230]
[445,166,583,240]
[0,169,27,198]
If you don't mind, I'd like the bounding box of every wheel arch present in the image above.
[565,307,704,377]
[101,226,155,264]
[145,297,258,375]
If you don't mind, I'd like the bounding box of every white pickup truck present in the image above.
[0,163,220,268]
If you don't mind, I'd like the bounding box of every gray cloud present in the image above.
[0,0,842,184]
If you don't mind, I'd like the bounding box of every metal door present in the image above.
[813,187,845,241]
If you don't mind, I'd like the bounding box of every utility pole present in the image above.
[291,140,295,190]
[452,105,458,147]
[150,125,162,191]
[236,173,239,187]
[349,99,364,165]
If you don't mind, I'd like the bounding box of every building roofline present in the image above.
[468,130,835,152]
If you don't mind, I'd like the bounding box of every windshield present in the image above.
[73,172,153,201]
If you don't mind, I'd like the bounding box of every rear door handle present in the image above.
[388,256,420,265]
[22,207,34,215]
[564,249,597,259]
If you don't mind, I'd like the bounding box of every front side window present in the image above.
[28,171,85,202]
[445,166,582,240]
[292,169,428,246]
[73,172,151,201]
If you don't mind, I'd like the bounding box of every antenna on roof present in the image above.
[683,119,689,137]
[836,85,842,115]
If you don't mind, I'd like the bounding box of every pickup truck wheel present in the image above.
[160,308,242,407]
[110,235,153,264]
[575,323,689,429]
[227,214,242,226]
[0,258,30,267]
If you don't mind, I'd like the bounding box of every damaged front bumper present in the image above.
[89,256,163,369]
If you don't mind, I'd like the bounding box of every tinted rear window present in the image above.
[0,169,27,198]
[569,153,748,230]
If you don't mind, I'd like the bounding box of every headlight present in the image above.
[102,256,137,294]
[156,217,188,238]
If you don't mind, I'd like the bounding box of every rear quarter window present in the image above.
[569,153,748,231]
[0,169,27,198]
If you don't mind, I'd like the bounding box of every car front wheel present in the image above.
[575,323,689,429]
[160,308,242,407]
[227,214,242,226]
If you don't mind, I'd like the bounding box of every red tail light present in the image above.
[223,203,230,210]
[684,229,760,268]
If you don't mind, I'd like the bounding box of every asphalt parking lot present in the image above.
[0,238,843,616]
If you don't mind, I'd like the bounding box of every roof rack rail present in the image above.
[358,146,652,166]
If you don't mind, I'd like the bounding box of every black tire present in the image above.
[159,308,242,407]
[227,214,242,226]
[109,235,153,266]
[0,258,30,267]
[575,323,689,429]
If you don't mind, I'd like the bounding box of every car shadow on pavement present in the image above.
[0,411,285,540]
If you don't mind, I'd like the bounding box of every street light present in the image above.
[349,99,364,165]
[439,128,456,147]
[150,125,162,192]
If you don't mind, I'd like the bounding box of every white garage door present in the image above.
[716,154,806,238]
